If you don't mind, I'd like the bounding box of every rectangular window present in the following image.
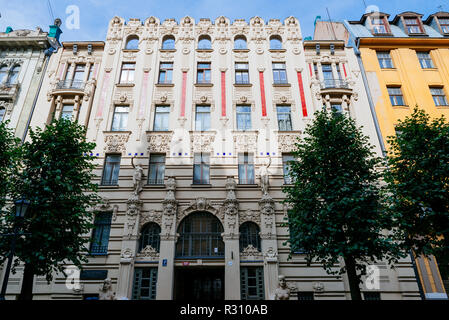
[111,106,129,131]
[439,18,449,33]
[235,63,249,84]
[132,268,158,300]
[72,64,85,88]
[236,105,251,131]
[238,153,255,184]
[404,17,422,34]
[364,292,381,301]
[148,154,165,185]
[430,87,449,106]
[153,105,170,131]
[197,62,211,84]
[61,104,74,120]
[322,64,334,87]
[272,62,287,84]
[87,64,94,81]
[331,104,343,113]
[336,64,343,80]
[158,62,173,84]
[101,154,121,186]
[313,63,319,79]
[298,292,315,301]
[417,52,435,69]
[193,153,210,184]
[241,267,265,300]
[277,105,293,131]
[120,63,135,83]
[195,105,211,131]
[387,87,405,106]
[283,154,295,185]
[371,18,388,34]
[377,52,394,69]
[90,212,112,255]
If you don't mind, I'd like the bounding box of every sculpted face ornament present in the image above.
[99,278,116,300]
[148,17,156,24]
[274,275,291,300]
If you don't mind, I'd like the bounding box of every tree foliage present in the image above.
[385,107,449,259]
[0,118,99,281]
[283,109,405,299]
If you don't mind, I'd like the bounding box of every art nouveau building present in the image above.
[3,15,421,300]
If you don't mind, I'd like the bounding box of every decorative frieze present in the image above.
[190,131,216,153]
[146,131,173,154]
[103,132,131,155]
[240,245,263,260]
[277,131,301,153]
[233,131,258,153]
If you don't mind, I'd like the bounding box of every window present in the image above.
[101,154,121,185]
[111,106,129,131]
[417,52,435,69]
[430,87,448,106]
[158,62,173,84]
[235,63,249,84]
[313,63,319,79]
[239,222,260,251]
[336,64,343,80]
[87,64,94,81]
[132,268,158,300]
[193,153,210,184]
[195,105,211,131]
[0,107,5,122]
[298,292,315,301]
[277,105,292,131]
[0,65,7,83]
[238,153,255,184]
[371,17,388,34]
[90,212,112,255]
[148,154,165,185]
[241,267,264,300]
[270,36,282,50]
[364,292,381,300]
[125,35,139,50]
[119,63,135,83]
[7,65,20,84]
[162,35,175,50]
[282,154,295,184]
[198,35,211,50]
[234,36,247,50]
[322,64,334,87]
[197,62,211,84]
[153,105,170,131]
[176,212,224,257]
[377,52,394,69]
[272,63,287,84]
[387,87,405,106]
[439,18,449,33]
[331,104,343,113]
[61,104,74,120]
[404,17,422,34]
[236,105,251,130]
[139,223,161,252]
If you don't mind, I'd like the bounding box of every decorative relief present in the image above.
[137,245,159,258]
[190,131,216,153]
[178,198,223,224]
[222,177,239,236]
[103,132,130,155]
[159,18,179,36]
[146,131,173,153]
[124,196,143,240]
[264,247,278,261]
[240,245,263,260]
[277,132,301,153]
[240,209,261,225]
[233,131,258,153]
[92,197,119,222]
[313,282,325,293]
[107,16,124,41]
[140,210,162,228]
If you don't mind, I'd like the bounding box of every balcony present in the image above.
[320,79,349,89]
[0,82,20,101]
[56,80,86,91]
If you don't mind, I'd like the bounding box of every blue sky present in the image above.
[0,0,446,41]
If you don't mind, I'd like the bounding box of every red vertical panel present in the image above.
[309,63,313,78]
[180,71,187,117]
[342,63,347,78]
[297,71,308,118]
[221,71,226,117]
[259,71,267,117]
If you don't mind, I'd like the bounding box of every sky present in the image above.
[0,0,446,41]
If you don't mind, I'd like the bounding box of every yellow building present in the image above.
[342,11,449,300]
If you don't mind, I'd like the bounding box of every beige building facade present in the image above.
[2,16,421,300]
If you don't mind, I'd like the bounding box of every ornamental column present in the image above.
[156,177,178,300]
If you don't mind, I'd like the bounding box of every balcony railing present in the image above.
[56,79,86,90]
[320,79,349,90]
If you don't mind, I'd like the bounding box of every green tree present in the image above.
[283,109,404,300]
[0,118,99,300]
[385,107,449,262]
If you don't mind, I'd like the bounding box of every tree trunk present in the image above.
[18,263,34,300]
[344,256,362,300]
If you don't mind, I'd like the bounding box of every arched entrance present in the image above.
[174,212,225,300]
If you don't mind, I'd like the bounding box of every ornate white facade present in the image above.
[2,16,420,300]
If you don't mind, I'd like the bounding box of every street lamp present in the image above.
[0,198,30,300]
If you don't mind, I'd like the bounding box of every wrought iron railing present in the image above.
[56,79,85,90]
[176,234,225,258]
[320,79,349,90]
[147,178,165,185]
[90,244,108,255]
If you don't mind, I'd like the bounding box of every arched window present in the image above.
[125,35,139,50]
[139,223,161,252]
[270,36,282,50]
[239,222,261,251]
[234,35,247,50]
[162,35,175,50]
[0,107,5,122]
[176,212,224,257]
[7,65,20,84]
[198,35,212,50]
[0,65,8,83]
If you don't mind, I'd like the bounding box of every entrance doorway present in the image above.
[174,267,224,300]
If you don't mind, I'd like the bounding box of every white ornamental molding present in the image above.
[233,131,258,153]
[107,16,124,41]
[240,245,263,260]
[190,131,216,153]
[277,131,301,153]
[139,210,162,228]
[178,198,223,224]
[136,245,160,259]
[103,132,131,155]
[92,197,119,221]
[240,209,261,226]
[146,131,173,154]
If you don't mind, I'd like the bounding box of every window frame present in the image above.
[193,152,210,185]
[61,104,74,120]
[430,87,449,106]
[162,36,175,50]
[90,212,112,255]
[236,105,252,131]
[276,105,293,131]
[139,223,161,252]
[148,154,166,185]
[125,36,140,50]
[387,86,405,106]
[111,105,129,132]
[282,154,295,185]
[195,105,211,131]
[272,62,288,84]
[235,62,250,84]
[269,36,283,50]
[238,153,255,185]
[417,52,435,69]
[0,107,5,122]
[403,16,424,34]
[119,62,135,84]
[377,51,394,69]
[101,154,121,186]
[438,17,449,33]
[239,222,261,251]
[158,62,173,84]
[198,36,212,50]
[370,16,390,35]
[153,105,170,131]
[197,62,211,84]
[234,36,247,50]
[240,267,265,300]
[132,268,158,300]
